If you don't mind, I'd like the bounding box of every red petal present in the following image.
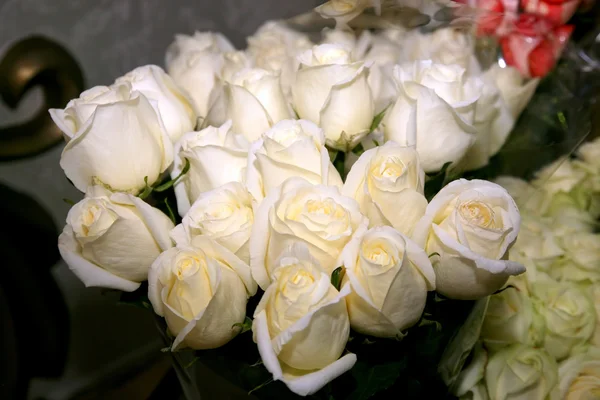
[528,39,556,77]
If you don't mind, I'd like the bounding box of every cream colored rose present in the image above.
[247,21,313,97]
[494,176,549,214]
[250,178,368,290]
[342,142,427,235]
[148,236,256,350]
[532,158,586,196]
[453,343,489,400]
[246,119,342,202]
[485,344,559,400]
[382,60,477,173]
[341,226,435,338]
[480,287,545,350]
[115,65,197,143]
[50,83,173,194]
[575,138,600,178]
[292,44,374,151]
[170,182,254,263]
[531,280,596,361]
[551,233,600,283]
[315,0,373,28]
[546,192,595,238]
[59,186,174,292]
[205,68,292,142]
[165,32,237,118]
[509,213,564,272]
[559,347,600,400]
[412,179,525,300]
[252,243,355,396]
[172,121,249,216]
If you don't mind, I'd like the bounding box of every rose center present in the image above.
[459,201,495,228]
[175,256,203,280]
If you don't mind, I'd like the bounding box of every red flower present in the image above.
[521,0,581,25]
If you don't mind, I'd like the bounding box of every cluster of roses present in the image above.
[455,138,600,400]
[51,18,543,396]
[468,0,591,77]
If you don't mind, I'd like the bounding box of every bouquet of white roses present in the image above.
[51,0,600,398]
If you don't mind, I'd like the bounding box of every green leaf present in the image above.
[352,142,365,156]
[232,316,253,334]
[424,162,454,201]
[62,198,76,205]
[164,197,177,225]
[348,361,405,400]
[370,105,389,133]
[332,151,346,180]
[138,176,153,200]
[331,267,345,291]
[154,158,190,192]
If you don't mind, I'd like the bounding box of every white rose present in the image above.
[250,177,368,290]
[115,65,197,143]
[382,60,477,173]
[551,233,600,284]
[246,119,342,202]
[58,186,174,292]
[342,141,427,235]
[170,182,254,263]
[172,121,249,216]
[321,28,358,53]
[485,344,559,400]
[509,213,564,272]
[532,158,587,196]
[205,67,292,142]
[50,83,173,194]
[591,285,600,347]
[546,192,595,237]
[484,65,539,123]
[165,32,236,118]
[559,347,600,400]
[315,0,373,28]
[292,44,374,151]
[453,343,489,400]
[531,280,596,361]
[247,21,313,98]
[412,179,525,300]
[341,226,435,338]
[252,243,355,396]
[480,286,546,350]
[494,176,549,214]
[362,32,401,113]
[165,31,235,69]
[148,236,256,350]
[575,138,600,179]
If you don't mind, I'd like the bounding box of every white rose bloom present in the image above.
[412,179,525,300]
[148,236,256,350]
[342,142,427,235]
[382,60,477,173]
[531,280,596,361]
[252,243,355,396]
[494,176,549,214]
[292,44,374,151]
[50,83,173,194]
[247,21,313,98]
[205,68,292,142]
[532,158,587,196]
[546,192,596,237]
[480,287,545,350]
[341,226,435,338]
[321,28,358,53]
[484,65,539,123]
[575,137,600,177]
[559,347,600,400]
[246,119,342,202]
[362,32,401,113]
[591,285,600,347]
[220,50,253,82]
[114,65,197,143]
[509,213,564,272]
[551,233,600,283]
[315,0,373,28]
[58,186,174,292]
[170,182,254,263]
[250,178,368,290]
[485,344,560,400]
[172,121,249,216]
[165,32,236,118]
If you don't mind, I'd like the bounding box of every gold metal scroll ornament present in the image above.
[0,36,84,160]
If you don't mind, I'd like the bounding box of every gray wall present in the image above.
[0,1,319,398]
